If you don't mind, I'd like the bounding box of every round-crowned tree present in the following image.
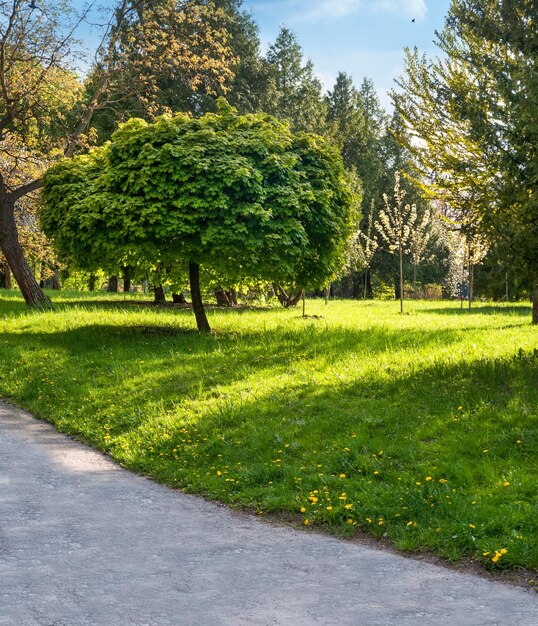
[41,100,359,331]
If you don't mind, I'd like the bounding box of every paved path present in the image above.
[1,401,536,626]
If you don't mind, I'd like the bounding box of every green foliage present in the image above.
[392,0,538,293]
[42,100,358,290]
[0,293,536,575]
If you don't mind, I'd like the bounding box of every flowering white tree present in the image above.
[375,171,417,312]
[356,200,379,299]
[408,206,433,297]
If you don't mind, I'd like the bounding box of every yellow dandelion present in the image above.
[303,519,310,526]
[469,524,475,529]
[373,470,379,475]
[339,473,346,478]
[425,476,433,481]
[326,506,333,511]
[500,548,507,555]
[503,481,510,487]
[344,503,353,510]
[300,507,306,513]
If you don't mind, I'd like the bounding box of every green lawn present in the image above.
[0,292,536,575]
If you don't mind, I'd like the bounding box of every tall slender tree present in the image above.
[263,27,326,133]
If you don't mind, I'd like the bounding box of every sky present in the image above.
[72,0,452,112]
[243,0,452,110]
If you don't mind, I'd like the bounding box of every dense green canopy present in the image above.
[41,100,358,328]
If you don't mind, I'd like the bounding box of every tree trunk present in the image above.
[0,195,51,307]
[273,283,289,307]
[399,242,404,313]
[189,261,211,333]
[88,273,97,291]
[51,266,61,290]
[107,275,119,292]
[154,284,166,304]
[215,287,232,306]
[122,267,132,293]
[0,262,12,289]
[468,263,474,310]
[272,283,303,308]
[361,269,374,299]
[172,292,186,304]
[532,278,538,324]
[227,289,238,306]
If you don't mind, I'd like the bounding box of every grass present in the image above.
[0,291,536,576]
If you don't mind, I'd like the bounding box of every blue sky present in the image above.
[244,0,452,109]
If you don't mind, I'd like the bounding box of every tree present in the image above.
[392,0,538,322]
[375,171,417,312]
[408,206,433,297]
[41,101,359,331]
[263,27,326,133]
[0,0,237,306]
[356,201,379,299]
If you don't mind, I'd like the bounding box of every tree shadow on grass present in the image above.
[422,304,531,317]
[0,319,470,437]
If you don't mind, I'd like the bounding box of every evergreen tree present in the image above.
[263,27,326,133]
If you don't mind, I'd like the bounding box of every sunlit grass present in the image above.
[0,292,536,574]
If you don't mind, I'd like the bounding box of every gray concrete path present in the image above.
[1,401,536,626]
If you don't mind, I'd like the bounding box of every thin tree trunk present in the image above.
[468,263,474,310]
[172,292,186,304]
[532,278,538,324]
[189,261,211,333]
[460,260,465,309]
[399,242,404,313]
[413,264,417,299]
[302,291,306,317]
[0,190,51,307]
[88,273,97,291]
[51,266,60,290]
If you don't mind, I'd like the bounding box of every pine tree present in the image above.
[264,27,326,133]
